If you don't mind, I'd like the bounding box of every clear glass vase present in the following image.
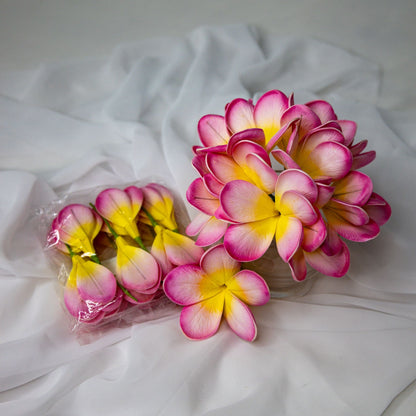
[243,246,318,299]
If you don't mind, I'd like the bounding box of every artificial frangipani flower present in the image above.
[50,203,103,260]
[164,244,270,341]
[48,183,204,324]
[186,89,391,282]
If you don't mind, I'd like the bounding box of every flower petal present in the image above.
[64,286,105,323]
[186,212,211,237]
[227,128,266,152]
[274,169,318,206]
[195,144,227,155]
[230,139,270,166]
[326,199,370,226]
[192,154,209,176]
[200,244,240,285]
[299,141,353,181]
[304,242,350,277]
[244,153,278,194]
[224,292,257,342]
[124,290,156,305]
[214,204,238,223]
[64,261,84,316]
[352,151,376,170]
[198,114,229,147]
[64,264,105,322]
[225,98,255,133]
[302,217,327,252]
[124,186,144,214]
[47,218,70,254]
[266,122,292,152]
[101,289,124,313]
[180,293,224,340]
[285,122,300,155]
[320,226,344,256]
[224,217,278,262]
[253,89,289,144]
[150,229,174,276]
[227,269,270,305]
[206,152,248,184]
[220,180,276,223]
[162,229,204,266]
[298,128,345,156]
[164,264,220,306]
[364,192,392,226]
[305,100,337,123]
[195,217,228,247]
[316,183,335,208]
[116,237,161,292]
[76,257,117,303]
[280,104,321,139]
[325,210,380,242]
[203,173,224,197]
[275,215,303,262]
[186,177,220,216]
[288,249,308,282]
[186,213,228,247]
[271,149,301,170]
[337,120,357,147]
[333,171,373,205]
[321,120,342,130]
[349,139,369,156]
[279,190,318,225]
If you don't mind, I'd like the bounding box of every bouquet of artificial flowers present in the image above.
[186,90,391,282]
[46,89,391,343]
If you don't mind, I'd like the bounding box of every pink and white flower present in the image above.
[49,204,102,257]
[221,169,321,263]
[163,244,270,341]
[95,186,143,241]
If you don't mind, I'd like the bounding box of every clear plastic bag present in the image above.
[40,179,197,339]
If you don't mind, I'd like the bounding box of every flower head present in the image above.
[221,169,320,263]
[272,127,353,182]
[50,204,102,256]
[63,253,118,323]
[163,244,270,341]
[115,236,161,295]
[95,187,143,241]
[225,90,290,145]
[321,171,391,242]
[140,183,178,231]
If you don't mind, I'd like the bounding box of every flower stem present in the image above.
[65,243,101,263]
[90,254,101,264]
[91,203,149,252]
[117,282,141,303]
[142,208,179,233]
[134,236,147,251]
[142,208,158,228]
[65,243,75,258]
[90,203,119,240]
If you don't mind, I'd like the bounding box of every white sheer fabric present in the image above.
[0,25,415,415]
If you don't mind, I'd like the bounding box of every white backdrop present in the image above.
[0,2,416,415]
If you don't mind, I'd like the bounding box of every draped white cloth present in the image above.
[0,25,415,415]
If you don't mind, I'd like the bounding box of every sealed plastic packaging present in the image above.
[41,180,202,340]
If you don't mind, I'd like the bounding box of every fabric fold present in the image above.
[0,24,415,416]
